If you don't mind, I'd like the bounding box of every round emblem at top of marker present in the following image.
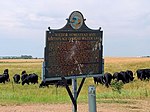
[69,11,84,30]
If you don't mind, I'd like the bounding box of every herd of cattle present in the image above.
[94,68,150,87]
[0,69,38,85]
[0,69,72,88]
[0,68,150,88]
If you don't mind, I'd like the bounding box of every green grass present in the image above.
[0,58,150,105]
[0,83,71,105]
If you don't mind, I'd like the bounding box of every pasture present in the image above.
[0,57,150,106]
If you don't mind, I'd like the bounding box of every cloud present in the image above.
[0,0,150,57]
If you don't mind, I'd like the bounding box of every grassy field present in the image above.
[0,57,150,105]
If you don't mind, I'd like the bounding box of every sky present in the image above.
[0,0,150,58]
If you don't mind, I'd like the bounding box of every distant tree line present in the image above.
[141,56,150,58]
[0,55,33,59]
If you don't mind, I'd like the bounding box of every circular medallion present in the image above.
[69,11,83,30]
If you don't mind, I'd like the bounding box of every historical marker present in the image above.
[43,11,103,80]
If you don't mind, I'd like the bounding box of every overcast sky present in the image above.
[0,0,150,58]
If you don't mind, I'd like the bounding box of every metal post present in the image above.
[88,85,97,112]
[41,62,45,81]
[72,78,77,112]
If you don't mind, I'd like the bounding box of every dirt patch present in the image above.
[0,100,150,112]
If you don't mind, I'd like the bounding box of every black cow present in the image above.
[125,70,134,82]
[21,73,28,82]
[113,72,126,84]
[103,72,113,87]
[0,75,6,83]
[126,70,134,77]
[93,76,104,85]
[0,69,10,83]
[144,69,150,79]
[13,74,20,84]
[22,73,38,85]
[119,71,129,83]
[3,69,10,82]
[113,70,134,84]
[136,69,150,80]
[136,69,145,80]
[39,80,58,88]
[141,69,150,80]
[136,69,142,79]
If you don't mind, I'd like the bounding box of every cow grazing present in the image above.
[120,71,130,83]
[0,69,10,84]
[21,74,28,82]
[39,80,58,88]
[22,73,38,85]
[113,72,126,84]
[21,71,28,82]
[136,69,142,80]
[13,74,20,84]
[103,72,113,87]
[39,79,72,88]
[0,75,6,84]
[3,69,10,82]
[144,69,150,79]
[113,70,134,84]
[136,69,150,80]
[93,76,104,85]
[125,70,134,82]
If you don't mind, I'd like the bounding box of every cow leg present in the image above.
[3,80,5,84]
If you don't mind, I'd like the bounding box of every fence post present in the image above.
[88,85,97,112]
